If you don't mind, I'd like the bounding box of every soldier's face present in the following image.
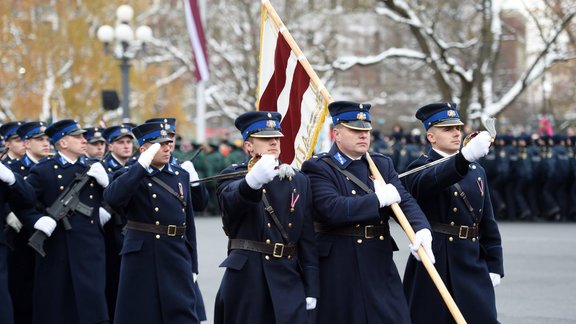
[244,137,281,159]
[58,134,87,159]
[25,135,51,160]
[141,142,172,168]
[87,141,106,159]
[333,126,371,159]
[426,125,462,154]
[6,137,26,158]
[109,137,134,159]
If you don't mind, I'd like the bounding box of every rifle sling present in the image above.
[322,157,374,194]
[261,192,290,243]
[151,177,187,208]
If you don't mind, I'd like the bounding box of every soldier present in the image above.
[17,119,111,324]
[103,122,200,324]
[301,101,433,324]
[84,127,107,160]
[215,111,319,324]
[0,121,26,164]
[402,102,504,324]
[7,121,50,324]
[102,124,134,173]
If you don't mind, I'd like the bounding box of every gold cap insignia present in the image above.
[39,126,46,132]
[120,128,128,134]
[266,120,277,128]
[94,132,102,138]
[357,112,367,121]
[447,110,456,117]
[160,130,167,136]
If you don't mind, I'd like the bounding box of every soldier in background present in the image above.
[84,127,107,160]
[0,121,26,164]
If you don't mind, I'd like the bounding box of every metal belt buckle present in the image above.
[458,225,469,239]
[273,243,285,258]
[364,225,375,239]
[167,225,177,237]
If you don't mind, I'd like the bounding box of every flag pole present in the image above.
[261,1,466,322]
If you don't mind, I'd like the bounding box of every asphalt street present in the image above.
[195,218,576,324]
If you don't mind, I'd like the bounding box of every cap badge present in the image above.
[164,123,170,130]
[160,130,167,136]
[40,126,46,132]
[266,120,277,128]
[359,103,364,109]
[94,132,102,138]
[267,113,272,118]
[357,112,367,121]
[447,103,452,108]
[120,128,128,134]
[447,110,456,117]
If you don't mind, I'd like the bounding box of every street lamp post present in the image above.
[97,5,152,123]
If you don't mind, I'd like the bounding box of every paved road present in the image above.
[195,218,576,323]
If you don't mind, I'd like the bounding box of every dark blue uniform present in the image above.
[1,173,36,324]
[19,155,109,324]
[402,149,504,324]
[215,162,319,324]
[301,145,430,324]
[104,162,199,324]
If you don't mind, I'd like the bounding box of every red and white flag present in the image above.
[257,2,328,168]
[183,0,209,81]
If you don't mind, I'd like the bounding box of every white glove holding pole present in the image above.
[374,181,401,207]
[0,162,16,186]
[181,161,200,187]
[489,272,501,287]
[87,162,109,188]
[245,154,278,190]
[305,297,317,310]
[138,143,161,169]
[6,212,23,233]
[461,131,491,162]
[409,228,435,264]
[34,216,57,237]
[99,207,111,226]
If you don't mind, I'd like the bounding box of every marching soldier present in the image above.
[7,121,50,324]
[0,121,26,164]
[402,102,504,324]
[301,101,433,324]
[103,122,200,323]
[215,111,319,324]
[17,119,111,324]
[84,127,107,160]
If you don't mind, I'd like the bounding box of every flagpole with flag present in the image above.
[257,1,466,322]
[183,0,209,143]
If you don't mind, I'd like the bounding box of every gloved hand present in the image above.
[87,162,109,188]
[181,161,200,187]
[489,272,501,287]
[461,131,491,162]
[305,297,317,310]
[34,216,57,237]
[138,143,161,169]
[6,212,23,233]
[99,207,111,226]
[409,228,435,264]
[0,162,16,186]
[245,154,278,190]
[374,181,401,207]
[193,273,198,283]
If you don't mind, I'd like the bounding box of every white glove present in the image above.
[99,207,111,226]
[461,131,491,162]
[409,228,435,264]
[87,162,109,188]
[0,162,16,186]
[138,143,161,169]
[374,181,401,207]
[6,212,23,233]
[34,216,57,237]
[305,297,317,310]
[245,154,278,190]
[193,273,198,283]
[181,161,200,187]
[489,272,501,287]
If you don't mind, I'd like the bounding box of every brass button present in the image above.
[351,190,356,195]
[154,207,159,212]
[449,237,454,242]
[148,183,152,187]
[175,171,179,175]
[450,221,455,226]
[288,223,292,228]
[265,255,270,260]
[262,189,267,193]
[357,239,363,244]
[355,224,360,228]
[472,238,477,242]
[57,174,62,179]
[54,165,58,169]
[21,166,24,170]
[265,239,271,244]
[155,221,160,225]
[152,194,157,198]
[287,255,292,259]
[89,195,93,199]
[90,220,94,224]
[479,209,482,213]
[156,235,160,239]
[453,207,458,213]
[380,220,384,224]
[183,222,186,226]
[90,183,94,187]
[267,223,271,228]
[454,191,458,196]
[379,235,385,240]
[182,208,185,212]
[60,186,64,190]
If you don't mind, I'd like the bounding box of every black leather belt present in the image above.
[228,239,296,258]
[432,222,478,240]
[126,220,186,236]
[314,222,389,239]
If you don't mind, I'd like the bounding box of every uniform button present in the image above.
[90,183,94,187]
[288,223,292,228]
[183,222,186,226]
[54,165,58,169]
[262,189,267,193]
[472,165,477,170]
[152,194,157,198]
[148,183,152,187]
[346,177,350,180]
[57,174,62,179]
[379,235,385,240]
[450,221,455,226]
[454,191,458,196]
[156,235,160,239]
[265,255,270,260]
[24,176,28,180]
[351,190,356,195]
[453,207,457,213]
[449,237,454,242]
[155,221,160,225]
[479,209,482,213]
[182,208,185,212]
[477,176,481,181]
[267,223,271,228]
[60,186,64,190]
[265,239,271,244]
[355,224,360,228]
[380,220,384,225]
[287,255,292,259]
[154,207,159,212]
[90,220,94,224]
[472,238,477,242]
[20,166,24,170]
[175,171,179,175]
[357,239,363,244]
[89,195,93,199]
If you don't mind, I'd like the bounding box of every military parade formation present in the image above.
[0,101,515,323]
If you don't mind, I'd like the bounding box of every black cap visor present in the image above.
[149,136,173,144]
[431,118,464,128]
[250,129,284,139]
[341,120,372,131]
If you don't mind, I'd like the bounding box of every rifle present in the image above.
[28,167,94,257]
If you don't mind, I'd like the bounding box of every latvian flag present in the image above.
[257,0,329,169]
[183,0,209,81]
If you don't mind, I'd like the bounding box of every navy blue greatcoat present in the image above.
[18,155,109,324]
[301,145,430,324]
[214,162,319,324]
[402,149,504,324]
[104,162,199,324]
[1,173,35,324]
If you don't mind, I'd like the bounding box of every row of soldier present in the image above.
[0,100,503,324]
[374,130,576,222]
